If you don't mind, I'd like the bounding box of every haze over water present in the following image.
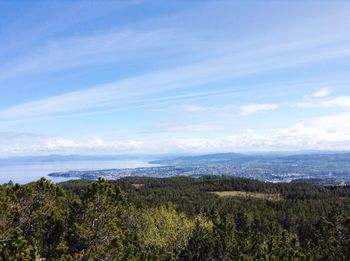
[0,159,155,184]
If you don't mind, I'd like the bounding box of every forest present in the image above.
[1,176,350,260]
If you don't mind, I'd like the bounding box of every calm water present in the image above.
[0,160,155,184]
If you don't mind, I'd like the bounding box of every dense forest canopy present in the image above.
[1,176,350,260]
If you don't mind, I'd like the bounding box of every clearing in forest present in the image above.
[210,191,283,201]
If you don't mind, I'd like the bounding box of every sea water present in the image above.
[0,159,155,184]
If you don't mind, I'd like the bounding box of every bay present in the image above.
[0,159,156,184]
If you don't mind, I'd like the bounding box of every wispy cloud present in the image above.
[177,105,213,113]
[238,104,279,116]
[302,87,333,99]
[299,96,350,109]
[1,41,350,122]
[0,29,182,79]
[153,122,224,133]
[311,87,333,97]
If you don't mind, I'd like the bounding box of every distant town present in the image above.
[49,152,350,185]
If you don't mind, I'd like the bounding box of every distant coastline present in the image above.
[47,152,350,186]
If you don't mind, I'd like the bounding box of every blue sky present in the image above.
[1,0,350,155]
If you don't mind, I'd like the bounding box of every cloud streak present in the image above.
[1,40,350,122]
[238,104,279,116]
[296,95,350,110]
[0,29,187,79]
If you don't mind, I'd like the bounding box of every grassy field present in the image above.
[132,183,145,188]
[210,191,283,201]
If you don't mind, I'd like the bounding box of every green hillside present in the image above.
[1,176,350,260]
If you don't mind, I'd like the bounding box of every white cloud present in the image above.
[3,112,350,155]
[311,111,350,131]
[0,132,145,155]
[154,122,224,132]
[177,105,212,113]
[238,104,278,115]
[322,96,350,108]
[296,96,350,109]
[311,87,333,97]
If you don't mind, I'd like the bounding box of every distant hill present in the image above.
[281,153,350,161]
[152,152,350,166]
[151,152,255,165]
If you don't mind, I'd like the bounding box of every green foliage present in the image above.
[1,176,350,259]
[133,206,194,258]
[0,227,34,260]
[65,178,126,260]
